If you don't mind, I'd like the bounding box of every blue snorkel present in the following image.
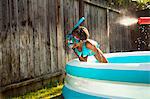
[66,17,85,48]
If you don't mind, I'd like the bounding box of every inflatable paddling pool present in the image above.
[62,51,150,99]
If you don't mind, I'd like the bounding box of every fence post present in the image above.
[56,0,65,70]
[106,8,110,53]
[79,0,84,18]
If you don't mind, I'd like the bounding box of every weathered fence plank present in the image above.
[0,44,2,87]
[0,0,3,87]
[56,0,65,70]
[27,0,35,78]
[0,0,2,31]
[37,0,47,75]
[106,9,110,52]
[1,0,12,86]
[42,0,49,74]
[18,0,29,79]
[10,0,20,83]
[63,0,69,62]
[49,0,58,73]
[0,5,2,88]
[109,11,118,52]
[32,0,41,77]
[45,0,51,73]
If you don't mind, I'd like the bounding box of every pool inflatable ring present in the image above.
[62,51,150,99]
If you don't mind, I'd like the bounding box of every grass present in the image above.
[12,85,63,99]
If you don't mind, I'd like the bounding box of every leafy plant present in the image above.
[107,0,150,10]
[12,85,63,99]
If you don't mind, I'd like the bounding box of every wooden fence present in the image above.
[0,0,65,92]
[0,0,132,95]
[82,0,131,52]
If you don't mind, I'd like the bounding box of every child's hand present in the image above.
[79,56,88,62]
[66,39,74,48]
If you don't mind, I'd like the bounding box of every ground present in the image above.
[12,85,63,99]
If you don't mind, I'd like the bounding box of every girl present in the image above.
[67,26,108,63]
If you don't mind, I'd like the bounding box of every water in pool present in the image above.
[107,55,150,63]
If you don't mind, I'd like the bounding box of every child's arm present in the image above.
[96,48,108,63]
[72,48,87,61]
[86,42,108,63]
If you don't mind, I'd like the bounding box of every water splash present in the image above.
[117,16,138,26]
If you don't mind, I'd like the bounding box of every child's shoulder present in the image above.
[86,39,98,45]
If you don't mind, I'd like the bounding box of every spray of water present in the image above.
[117,16,138,26]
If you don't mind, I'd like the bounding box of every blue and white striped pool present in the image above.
[62,51,150,99]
